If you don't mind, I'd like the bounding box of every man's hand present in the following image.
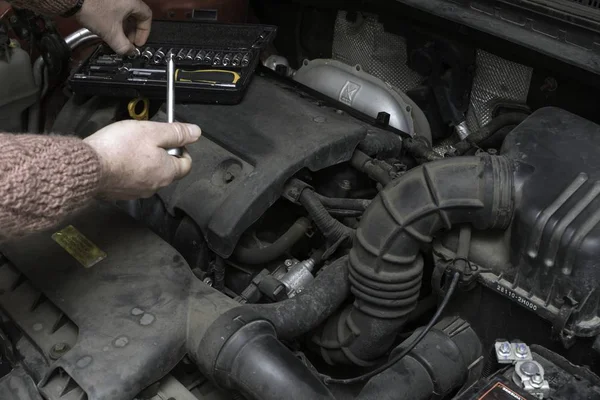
[76,0,152,55]
[84,120,201,199]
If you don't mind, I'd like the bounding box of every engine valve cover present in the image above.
[156,74,367,257]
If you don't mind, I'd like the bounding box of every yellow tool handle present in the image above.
[175,69,241,85]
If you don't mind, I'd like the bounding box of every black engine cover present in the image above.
[156,74,367,257]
[498,107,600,338]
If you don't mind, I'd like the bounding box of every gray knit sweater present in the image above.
[9,0,79,15]
[0,134,102,240]
[1,0,103,241]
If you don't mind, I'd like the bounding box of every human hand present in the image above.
[76,0,152,55]
[84,120,201,199]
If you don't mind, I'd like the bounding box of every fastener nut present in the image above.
[516,343,528,356]
[50,342,70,360]
[498,342,511,355]
[531,375,543,385]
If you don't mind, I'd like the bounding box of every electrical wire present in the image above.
[320,271,461,385]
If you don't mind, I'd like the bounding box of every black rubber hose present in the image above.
[213,257,226,291]
[454,113,528,155]
[404,136,443,163]
[245,256,350,340]
[356,317,482,400]
[357,129,403,157]
[299,190,353,243]
[233,217,310,265]
[314,156,514,365]
[351,150,393,186]
[226,329,335,400]
[197,310,335,400]
[314,194,371,212]
[327,209,364,218]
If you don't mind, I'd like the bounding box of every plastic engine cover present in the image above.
[500,107,600,338]
[156,74,367,258]
[0,203,194,400]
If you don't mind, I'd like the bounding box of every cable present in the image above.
[320,271,461,385]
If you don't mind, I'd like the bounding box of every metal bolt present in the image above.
[516,343,528,356]
[498,342,511,355]
[284,259,294,268]
[203,277,213,287]
[9,16,17,24]
[531,375,543,385]
[53,343,66,352]
[520,361,540,376]
[340,180,352,191]
[50,343,70,360]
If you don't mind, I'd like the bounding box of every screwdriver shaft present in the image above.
[166,55,183,157]
[167,55,175,124]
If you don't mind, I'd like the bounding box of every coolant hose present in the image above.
[29,29,100,133]
[351,150,392,185]
[299,189,353,243]
[314,155,514,365]
[454,113,529,155]
[357,129,403,157]
[233,217,311,265]
[246,256,350,340]
[315,194,371,212]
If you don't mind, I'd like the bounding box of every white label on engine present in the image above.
[340,81,361,105]
[495,284,538,311]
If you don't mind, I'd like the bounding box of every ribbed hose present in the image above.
[314,155,514,365]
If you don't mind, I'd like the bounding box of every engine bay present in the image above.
[2,1,600,399]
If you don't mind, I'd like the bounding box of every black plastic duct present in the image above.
[192,309,335,400]
[358,317,483,400]
[314,155,514,365]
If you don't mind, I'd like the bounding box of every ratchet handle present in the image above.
[175,69,241,84]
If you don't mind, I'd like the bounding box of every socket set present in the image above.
[143,47,253,67]
[70,20,277,104]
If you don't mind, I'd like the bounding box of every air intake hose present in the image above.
[192,308,335,400]
[314,155,514,365]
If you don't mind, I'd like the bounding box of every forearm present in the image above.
[8,0,78,16]
[0,134,102,241]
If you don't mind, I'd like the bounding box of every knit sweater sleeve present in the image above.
[0,134,102,241]
[8,0,78,16]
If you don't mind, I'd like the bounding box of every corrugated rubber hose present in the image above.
[313,155,514,365]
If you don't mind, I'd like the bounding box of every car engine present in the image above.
[2,1,600,400]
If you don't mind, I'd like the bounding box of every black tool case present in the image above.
[69,20,277,104]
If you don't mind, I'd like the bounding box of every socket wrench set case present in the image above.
[70,20,277,104]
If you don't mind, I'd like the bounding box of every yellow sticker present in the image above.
[52,225,107,269]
